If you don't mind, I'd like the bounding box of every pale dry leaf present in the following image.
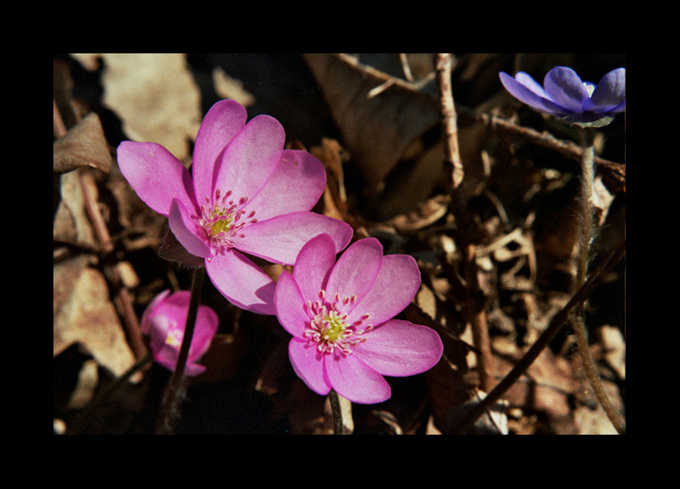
[53,265,137,378]
[212,67,255,107]
[53,170,97,247]
[96,53,202,162]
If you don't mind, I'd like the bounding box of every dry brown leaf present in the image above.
[304,54,440,191]
[53,112,113,175]
[53,170,97,247]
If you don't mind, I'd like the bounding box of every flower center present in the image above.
[195,189,257,255]
[303,290,372,356]
[165,321,183,347]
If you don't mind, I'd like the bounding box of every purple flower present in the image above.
[274,234,444,404]
[117,100,353,315]
[141,290,219,376]
[499,66,625,126]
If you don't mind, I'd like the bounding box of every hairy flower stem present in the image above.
[156,267,205,434]
[573,128,626,434]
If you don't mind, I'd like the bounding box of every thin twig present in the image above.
[473,112,625,193]
[435,53,464,192]
[78,168,148,362]
[451,234,626,434]
[436,53,494,393]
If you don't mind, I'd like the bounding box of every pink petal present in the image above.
[274,271,309,338]
[141,289,172,333]
[325,238,383,308]
[168,199,212,259]
[213,115,285,203]
[347,254,421,326]
[205,248,276,315]
[353,319,443,377]
[191,304,220,359]
[184,363,207,377]
[293,234,338,302]
[289,338,331,396]
[235,212,352,266]
[192,100,248,202]
[244,150,327,221]
[117,141,196,216]
[324,353,391,404]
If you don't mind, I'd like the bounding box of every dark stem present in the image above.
[328,389,344,435]
[156,266,205,434]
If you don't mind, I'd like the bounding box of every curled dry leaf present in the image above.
[53,112,113,175]
[304,54,440,191]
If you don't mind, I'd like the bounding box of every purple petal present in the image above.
[192,100,248,203]
[324,353,391,404]
[205,248,276,315]
[325,238,383,308]
[584,68,626,112]
[213,114,285,203]
[353,319,443,377]
[292,234,338,302]
[543,67,589,113]
[499,72,565,115]
[235,212,352,266]
[514,72,549,98]
[168,199,212,258]
[244,150,327,221]
[289,338,331,395]
[117,141,197,216]
[348,254,421,327]
[274,271,309,338]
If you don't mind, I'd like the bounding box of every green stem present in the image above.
[156,266,205,434]
[573,127,625,434]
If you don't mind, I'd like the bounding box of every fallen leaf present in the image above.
[53,112,113,175]
[91,53,202,162]
[53,264,137,378]
[304,53,440,191]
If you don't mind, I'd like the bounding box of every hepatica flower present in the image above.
[499,66,625,126]
[274,234,443,404]
[141,290,219,376]
[118,100,352,314]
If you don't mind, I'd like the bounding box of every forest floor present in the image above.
[53,53,625,435]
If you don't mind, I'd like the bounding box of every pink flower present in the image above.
[141,290,219,376]
[117,100,352,315]
[274,234,444,404]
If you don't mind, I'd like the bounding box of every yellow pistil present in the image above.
[320,311,348,342]
[165,328,183,348]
